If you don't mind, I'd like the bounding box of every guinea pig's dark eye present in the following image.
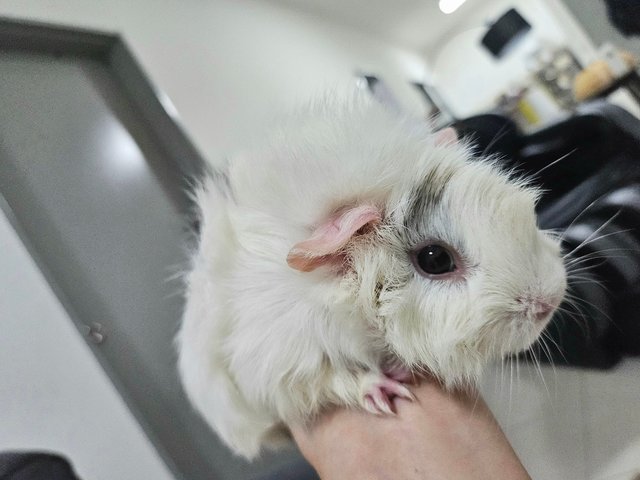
[415,245,456,275]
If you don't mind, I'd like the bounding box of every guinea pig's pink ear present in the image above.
[435,127,458,146]
[287,205,382,272]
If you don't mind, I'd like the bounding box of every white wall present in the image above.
[0,209,175,480]
[0,0,429,167]
[424,0,597,118]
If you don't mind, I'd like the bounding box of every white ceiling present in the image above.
[269,0,485,52]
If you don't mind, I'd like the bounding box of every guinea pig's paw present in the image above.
[359,372,415,415]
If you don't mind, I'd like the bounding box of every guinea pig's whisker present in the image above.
[573,247,637,260]
[566,266,608,281]
[564,260,624,287]
[564,246,635,263]
[555,299,592,339]
[564,289,596,305]
[564,253,630,271]
[509,355,514,409]
[541,342,559,397]
[566,261,607,273]
[565,269,600,281]
[557,194,623,244]
[567,276,607,289]
[469,389,482,418]
[568,280,602,286]
[564,263,597,275]
[500,356,506,396]
[480,124,512,157]
[535,333,562,394]
[565,261,605,273]
[563,291,617,329]
[562,211,622,259]
[563,230,634,261]
[504,358,516,418]
[540,330,565,363]
[531,346,552,399]
[532,148,578,178]
[538,332,559,368]
[567,281,611,294]
[543,229,565,244]
[564,257,614,280]
[537,328,568,371]
[163,262,193,300]
[565,270,607,290]
[565,271,606,287]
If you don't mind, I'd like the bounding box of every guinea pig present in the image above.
[176,96,567,459]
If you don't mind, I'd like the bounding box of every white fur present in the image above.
[176,96,567,459]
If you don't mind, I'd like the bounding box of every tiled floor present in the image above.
[481,358,640,480]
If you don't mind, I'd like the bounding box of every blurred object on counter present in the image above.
[495,81,565,133]
[528,45,582,110]
[574,43,639,102]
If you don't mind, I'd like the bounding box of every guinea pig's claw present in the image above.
[392,382,416,402]
[363,393,394,415]
[361,375,414,415]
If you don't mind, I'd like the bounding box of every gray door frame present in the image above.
[0,17,210,480]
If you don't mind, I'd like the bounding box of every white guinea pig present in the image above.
[177,97,567,459]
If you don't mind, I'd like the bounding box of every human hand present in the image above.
[291,379,531,480]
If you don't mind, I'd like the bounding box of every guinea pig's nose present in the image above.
[518,296,560,322]
[531,300,554,322]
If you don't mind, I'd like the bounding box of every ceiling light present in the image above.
[439,0,467,14]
